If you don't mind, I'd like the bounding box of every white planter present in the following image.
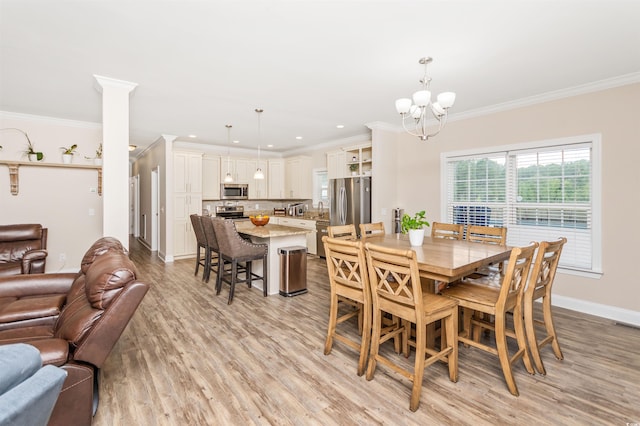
[408,228,425,246]
[93,158,103,166]
[28,153,38,162]
[62,154,73,164]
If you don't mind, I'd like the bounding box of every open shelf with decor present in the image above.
[0,161,102,196]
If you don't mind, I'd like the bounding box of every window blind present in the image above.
[444,140,596,272]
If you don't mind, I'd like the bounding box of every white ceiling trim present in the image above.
[0,111,102,129]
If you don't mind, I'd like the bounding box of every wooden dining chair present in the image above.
[364,242,458,412]
[359,222,385,239]
[327,224,358,240]
[431,222,463,240]
[466,225,507,245]
[322,236,372,376]
[523,237,567,375]
[439,242,537,396]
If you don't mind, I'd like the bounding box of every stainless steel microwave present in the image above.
[220,183,249,200]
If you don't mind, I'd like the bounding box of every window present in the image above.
[313,169,329,208]
[442,135,601,275]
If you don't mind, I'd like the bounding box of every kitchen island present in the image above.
[234,221,310,295]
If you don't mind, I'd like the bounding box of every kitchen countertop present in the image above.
[234,222,311,238]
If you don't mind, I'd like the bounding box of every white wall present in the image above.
[0,112,103,272]
[375,83,640,323]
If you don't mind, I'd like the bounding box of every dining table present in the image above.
[363,233,513,348]
[362,233,513,287]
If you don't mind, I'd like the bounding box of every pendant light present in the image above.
[224,124,233,183]
[253,108,265,180]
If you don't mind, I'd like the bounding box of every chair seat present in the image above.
[441,282,501,312]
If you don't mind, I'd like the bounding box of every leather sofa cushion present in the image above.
[80,237,126,274]
[0,295,65,324]
[55,252,137,345]
[85,252,137,310]
[0,263,21,277]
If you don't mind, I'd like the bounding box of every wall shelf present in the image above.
[0,161,102,196]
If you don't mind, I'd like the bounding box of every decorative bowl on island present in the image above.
[250,215,270,226]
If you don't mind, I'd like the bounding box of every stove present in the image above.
[215,205,250,220]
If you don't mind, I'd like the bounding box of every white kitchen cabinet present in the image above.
[173,151,203,258]
[278,217,317,255]
[285,156,312,199]
[268,159,285,199]
[327,150,347,179]
[202,155,221,200]
[234,158,255,183]
[174,151,203,193]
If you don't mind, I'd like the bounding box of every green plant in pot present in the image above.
[0,128,43,161]
[349,163,359,175]
[60,144,78,164]
[85,143,103,165]
[401,210,430,246]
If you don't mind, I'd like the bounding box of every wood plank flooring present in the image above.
[93,238,640,425]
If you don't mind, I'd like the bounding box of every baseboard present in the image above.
[553,295,640,327]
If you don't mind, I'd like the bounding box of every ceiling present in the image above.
[1,1,639,155]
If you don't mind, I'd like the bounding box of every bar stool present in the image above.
[190,214,208,280]
[211,219,268,304]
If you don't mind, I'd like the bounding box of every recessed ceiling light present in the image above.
[128,145,137,151]
[267,144,273,148]
[233,140,240,144]
[188,134,197,138]
[336,125,344,129]
[295,136,303,140]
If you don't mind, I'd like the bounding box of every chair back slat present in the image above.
[327,224,357,240]
[467,225,507,245]
[431,222,463,240]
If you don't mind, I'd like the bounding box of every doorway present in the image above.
[151,167,160,252]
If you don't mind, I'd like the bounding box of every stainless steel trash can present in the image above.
[279,246,308,297]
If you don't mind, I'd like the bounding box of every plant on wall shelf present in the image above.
[349,163,359,173]
[60,144,78,155]
[0,128,43,161]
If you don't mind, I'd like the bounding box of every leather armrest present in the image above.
[0,273,77,298]
[21,249,48,274]
[27,338,70,367]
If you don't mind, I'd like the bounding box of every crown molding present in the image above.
[93,75,139,94]
[448,72,640,124]
[0,110,101,129]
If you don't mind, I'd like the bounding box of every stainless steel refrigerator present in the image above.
[329,177,371,236]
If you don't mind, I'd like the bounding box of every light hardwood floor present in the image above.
[93,238,640,425]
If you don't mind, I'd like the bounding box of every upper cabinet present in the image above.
[202,155,221,200]
[327,143,372,179]
[285,156,312,199]
[174,151,202,193]
[268,159,285,199]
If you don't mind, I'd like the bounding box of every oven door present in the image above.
[220,183,248,200]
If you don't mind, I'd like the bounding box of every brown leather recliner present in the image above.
[0,237,149,426]
[0,224,48,276]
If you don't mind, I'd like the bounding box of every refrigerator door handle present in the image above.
[340,187,346,225]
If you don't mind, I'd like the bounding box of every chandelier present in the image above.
[224,124,233,183]
[395,57,456,141]
[253,108,264,180]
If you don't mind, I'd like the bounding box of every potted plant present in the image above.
[349,163,359,176]
[85,143,103,165]
[60,144,78,164]
[401,210,430,246]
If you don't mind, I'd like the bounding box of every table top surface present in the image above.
[235,222,311,238]
[363,233,512,282]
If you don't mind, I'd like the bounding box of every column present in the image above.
[93,75,138,250]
